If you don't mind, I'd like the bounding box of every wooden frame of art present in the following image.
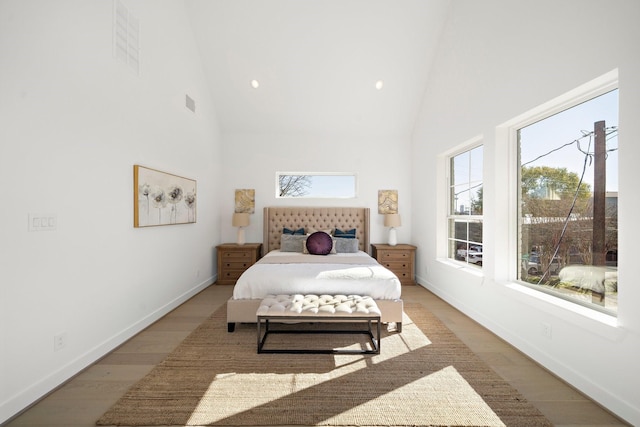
[134,165,197,227]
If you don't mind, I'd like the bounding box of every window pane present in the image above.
[277,173,357,198]
[469,184,483,215]
[451,218,469,242]
[450,218,483,265]
[453,186,471,215]
[469,145,483,184]
[448,144,483,268]
[452,151,470,187]
[518,89,618,314]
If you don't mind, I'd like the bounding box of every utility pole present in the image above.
[592,120,606,304]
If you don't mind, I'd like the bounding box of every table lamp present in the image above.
[232,212,250,245]
[384,213,401,246]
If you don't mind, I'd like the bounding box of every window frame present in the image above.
[503,70,619,316]
[446,138,484,268]
[275,172,358,199]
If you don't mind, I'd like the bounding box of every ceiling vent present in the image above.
[113,0,140,75]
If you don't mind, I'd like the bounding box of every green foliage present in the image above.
[470,187,483,215]
[521,166,591,201]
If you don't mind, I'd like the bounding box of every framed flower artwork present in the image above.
[134,165,197,227]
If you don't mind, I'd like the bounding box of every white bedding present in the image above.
[232,250,402,300]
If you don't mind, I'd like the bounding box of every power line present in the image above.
[537,131,593,283]
[522,126,618,167]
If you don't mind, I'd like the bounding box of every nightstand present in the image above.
[216,243,262,285]
[371,243,417,285]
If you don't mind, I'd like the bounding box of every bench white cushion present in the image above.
[257,294,381,318]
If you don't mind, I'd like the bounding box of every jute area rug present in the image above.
[97,303,551,426]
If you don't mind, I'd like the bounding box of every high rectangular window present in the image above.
[276,173,357,198]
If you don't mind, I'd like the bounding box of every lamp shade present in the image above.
[232,212,250,227]
[384,213,401,228]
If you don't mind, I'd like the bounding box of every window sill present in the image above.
[503,281,624,340]
[437,258,484,277]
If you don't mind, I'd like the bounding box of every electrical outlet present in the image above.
[54,333,67,351]
[541,322,552,339]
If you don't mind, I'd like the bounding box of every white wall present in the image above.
[219,132,413,248]
[411,0,640,424]
[0,0,222,422]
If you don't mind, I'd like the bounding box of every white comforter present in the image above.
[232,250,402,300]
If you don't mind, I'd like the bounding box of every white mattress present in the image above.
[232,250,402,300]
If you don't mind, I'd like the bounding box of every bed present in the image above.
[226,206,404,332]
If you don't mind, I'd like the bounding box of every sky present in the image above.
[519,89,619,192]
[307,175,357,197]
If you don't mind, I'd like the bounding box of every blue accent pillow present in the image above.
[334,228,356,239]
[305,231,334,255]
[283,227,305,235]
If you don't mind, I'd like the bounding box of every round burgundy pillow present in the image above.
[305,231,333,255]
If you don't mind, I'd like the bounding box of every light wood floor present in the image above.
[5,284,629,427]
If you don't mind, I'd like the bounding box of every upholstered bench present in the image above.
[256,294,381,354]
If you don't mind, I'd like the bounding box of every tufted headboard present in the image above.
[263,206,370,254]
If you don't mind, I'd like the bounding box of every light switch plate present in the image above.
[28,213,57,231]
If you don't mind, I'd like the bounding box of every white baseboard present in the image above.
[415,276,639,426]
[0,277,214,425]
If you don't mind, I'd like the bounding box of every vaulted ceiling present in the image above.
[185,0,450,137]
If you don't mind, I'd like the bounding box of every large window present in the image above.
[517,88,618,314]
[448,145,483,267]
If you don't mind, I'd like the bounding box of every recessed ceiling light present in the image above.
[250,79,260,89]
[375,80,384,90]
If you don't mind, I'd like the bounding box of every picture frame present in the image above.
[134,165,197,227]
[235,189,255,213]
[378,189,398,214]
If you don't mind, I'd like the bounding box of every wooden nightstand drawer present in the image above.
[391,269,412,282]
[220,269,245,282]
[371,243,417,286]
[377,250,412,261]
[221,260,253,270]
[379,260,411,271]
[220,251,254,262]
[216,243,262,285]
